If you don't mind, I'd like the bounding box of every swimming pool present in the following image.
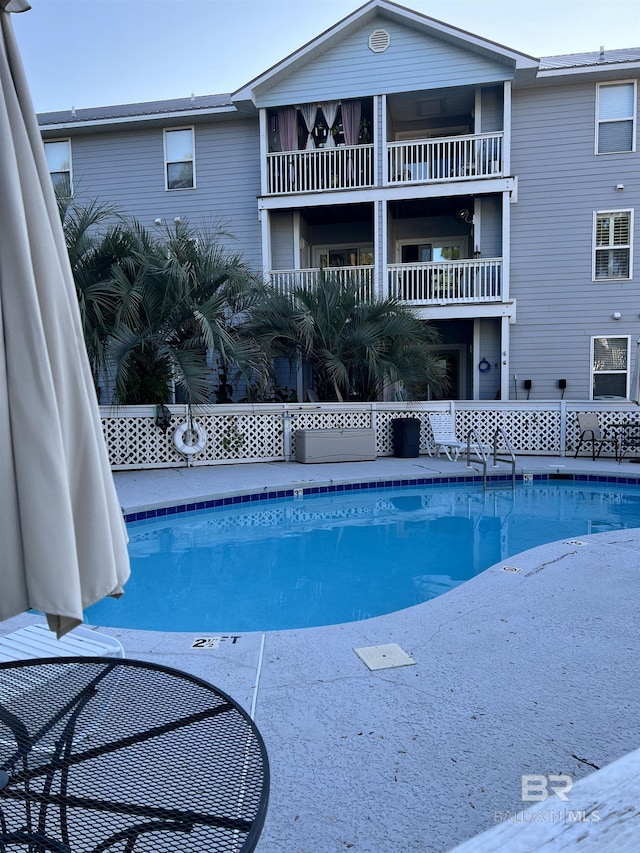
[84,477,640,633]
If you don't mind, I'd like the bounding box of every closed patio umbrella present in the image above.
[0,0,130,636]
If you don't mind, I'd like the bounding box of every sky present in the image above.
[11,0,640,114]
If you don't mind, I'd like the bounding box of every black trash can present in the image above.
[392,417,421,458]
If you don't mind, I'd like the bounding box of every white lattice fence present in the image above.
[101,403,639,469]
[196,412,284,461]
[101,406,285,469]
[455,408,562,454]
[102,410,184,467]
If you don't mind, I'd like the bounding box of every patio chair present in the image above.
[427,412,465,462]
[0,624,124,662]
[574,413,616,461]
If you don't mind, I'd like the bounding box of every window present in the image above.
[596,81,636,154]
[316,246,373,267]
[44,139,72,196]
[593,211,632,280]
[399,239,466,263]
[591,336,630,399]
[164,128,194,189]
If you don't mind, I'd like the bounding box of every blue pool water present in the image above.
[84,479,640,633]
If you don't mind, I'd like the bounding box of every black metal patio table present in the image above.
[0,657,269,852]
[613,422,640,462]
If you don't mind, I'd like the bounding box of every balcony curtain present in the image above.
[277,107,297,151]
[341,99,361,146]
[321,100,339,147]
[298,103,317,150]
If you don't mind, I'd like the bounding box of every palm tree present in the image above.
[108,220,266,404]
[60,201,265,405]
[244,273,446,402]
[59,196,137,396]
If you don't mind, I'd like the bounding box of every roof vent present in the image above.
[369,29,390,54]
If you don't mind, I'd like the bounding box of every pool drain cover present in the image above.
[354,643,416,671]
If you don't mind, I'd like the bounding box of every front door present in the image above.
[431,345,466,400]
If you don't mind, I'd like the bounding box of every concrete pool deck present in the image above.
[2,454,639,851]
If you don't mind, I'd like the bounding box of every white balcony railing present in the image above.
[387,132,504,185]
[387,259,502,304]
[269,267,375,299]
[266,144,374,195]
[269,260,501,305]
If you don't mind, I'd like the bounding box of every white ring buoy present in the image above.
[173,421,207,456]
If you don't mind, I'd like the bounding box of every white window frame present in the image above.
[44,138,72,196]
[590,335,630,400]
[595,80,637,155]
[164,127,195,191]
[592,210,633,281]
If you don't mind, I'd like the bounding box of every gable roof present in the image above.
[232,0,539,105]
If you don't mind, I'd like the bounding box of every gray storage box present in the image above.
[295,428,377,463]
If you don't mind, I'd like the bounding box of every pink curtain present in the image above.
[277,107,298,151]
[342,99,361,146]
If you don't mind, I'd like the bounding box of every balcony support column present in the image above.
[375,199,387,300]
[473,320,481,401]
[501,192,510,303]
[259,108,268,197]
[377,94,385,186]
[503,80,511,177]
[261,208,272,281]
[500,316,510,401]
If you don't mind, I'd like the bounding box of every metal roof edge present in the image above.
[536,61,640,80]
[38,104,239,132]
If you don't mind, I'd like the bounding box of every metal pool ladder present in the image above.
[466,427,517,490]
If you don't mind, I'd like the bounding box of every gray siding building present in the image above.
[38,0,640,403]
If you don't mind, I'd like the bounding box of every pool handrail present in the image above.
[466,427,516,489]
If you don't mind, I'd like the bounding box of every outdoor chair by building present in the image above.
[574,413,617,461]
[427,413,465,461]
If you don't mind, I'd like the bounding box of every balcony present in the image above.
[264,132,504,196]
[266,144,374,195]
[388,132,504,185]
[387,259,502,304]
[268,259,502,306]
[269,267,375,299]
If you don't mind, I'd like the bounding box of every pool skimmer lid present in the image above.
[354,643,416,671]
